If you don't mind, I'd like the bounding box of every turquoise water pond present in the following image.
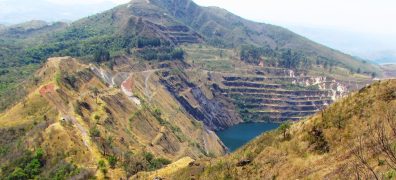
[216,122,280,152]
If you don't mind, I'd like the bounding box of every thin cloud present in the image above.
[193,0,396,35]
[44,0,129,6]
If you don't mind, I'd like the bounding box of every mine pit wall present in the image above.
[159,72,242,131]
[218,69,364,123]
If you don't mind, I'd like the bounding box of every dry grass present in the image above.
[168,80,396,179]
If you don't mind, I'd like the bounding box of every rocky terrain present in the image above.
[0,0,388,179]
[167,79,396,179]
[0,57,226,179]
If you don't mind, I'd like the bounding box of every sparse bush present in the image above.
[122,152,148,178]
[8,167,28,180]
[49,161,80,180]
[89,126,100,137]
[107,156,117,169]
[307,126,329,153]
[98,160,107,176]
[143,152,154,162]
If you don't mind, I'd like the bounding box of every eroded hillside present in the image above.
[168,79,396,179]
[0,57,226,179]
[0,0,390,179]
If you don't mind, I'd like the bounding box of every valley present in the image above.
[168,79,396,179]
[0,0,393,179]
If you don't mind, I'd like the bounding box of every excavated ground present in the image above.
[217,70,334,122]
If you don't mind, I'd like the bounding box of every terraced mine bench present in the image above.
[220,74,334,122]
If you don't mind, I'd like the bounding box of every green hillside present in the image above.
[0,0,381,111]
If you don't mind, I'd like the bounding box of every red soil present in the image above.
[121,77,134,91]
[39,84,55,96]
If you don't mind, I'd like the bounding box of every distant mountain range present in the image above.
[287,25,396,64]
[1,0,394,65]
[0,0,118,24]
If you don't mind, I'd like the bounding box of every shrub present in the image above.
[24,159,41,176]
[122,152,148,178]
[107,156,117,169]
[307,126,329,153]
[3,149,45,179]
[7,167,28,180]
[98,160,107,176]
[143,152,154,162]
[121,151,171,177]
[49,162,80,180]
[148,158,171,170]
[89,126,100,137]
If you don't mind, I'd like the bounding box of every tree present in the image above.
[281,49,302,69]
[94,48,110,63]
[371,72,377,78]
[92,87,99,103]
[279,122,291,139]
[171,48,184,60]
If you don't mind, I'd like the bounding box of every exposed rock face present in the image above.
[89,65,115,87]
[159,70,242,131]
[217,68,352,122]
[190,87,242,130]
[300,76,348,100]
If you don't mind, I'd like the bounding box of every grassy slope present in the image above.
[170,79,396,179]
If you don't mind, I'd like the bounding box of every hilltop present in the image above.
[168,79,396,179]
[0,0,382,111]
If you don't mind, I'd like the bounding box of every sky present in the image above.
[193,0,396,64]
[0,0,395,63]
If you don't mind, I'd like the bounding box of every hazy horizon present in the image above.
[0,0,395,64]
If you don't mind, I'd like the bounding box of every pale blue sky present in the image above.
[0,0,395,63]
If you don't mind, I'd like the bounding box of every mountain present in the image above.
[166,79,396,179]
[370,51,396,64]
[0,0,119,24]
[381,64,396,78]
[285,25,396,65]
[65,0,381,73]
[0,57,225,179]
[0,0,389,179]
[0,20,67,39]
[0,0,380,114]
